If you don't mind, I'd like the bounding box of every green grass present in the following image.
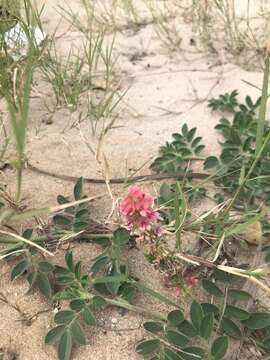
[0,0,47,201]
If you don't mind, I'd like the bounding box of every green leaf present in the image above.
[202,279,223,297]
[55,310,75,325]
[58,331,72,360]
[262,335,270,350]
[201,303,219,316]
[134,282,180,308]
[23,228,33,239]
[93,283,112,296]
[204,156,219,169]
[227,289,252,301]
[91,237,111,247]
[120,284,137,302]
[27,271,37,288]
[36,272,52,298]
[38,261,55,273]
[104,273,123,296]
[76,209,88,220]
[166,329,189,348]
[160,183,172,201]
[92,296,107,309]
[82,307,96,326]
[45,325,66,345]
[177,320,198,337]
[242,312,270,329]
[190,301,203,331]
[73,221,88,232]
[57,195,70,205]
[70,320,87,345]
[144,321,164,333]
[94,274,127,285]
[53,290,79,301]
[70,300,85,311]
[11,260,28,280]
[167,310,184,326]
[224,305,249,320]
[74,261,82,279]
[90,256,110,275]
[65,251,74,272]
[195,144,205,154]
[213,269,240,284]
[221,317,242,338]
[56,275,74,286]
[53,215,71,227]
[113,228,130,247]
[211,336,228,360]
[54,265,70,276]
[136,339,160,357]
[200,313,214,339]
[182,124,188,136]
[74,177,83,200]
[187,127,196,141]
[164,347,182,359]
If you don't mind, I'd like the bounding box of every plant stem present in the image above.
[105,298,167,321]
[217,56,270,217]
[255,55,270,156]
[221,131,270,217]
[0,233,114,244]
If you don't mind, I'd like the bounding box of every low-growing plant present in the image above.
[2,178,270,360]
[146,0,182,51]
[151,123,205,174]
[1,3,270,360]
[40,3,123,137]
[152,87,270,209]
[136,267,270,360]
[41,46,86,111]
[190,0,267,66]
[0,0,47,201]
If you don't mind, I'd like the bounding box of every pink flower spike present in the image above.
[155,226,163,237]
[175,287,182,297]
[128,185,144,198]
[120,185,161,235]
[187,276,199,287]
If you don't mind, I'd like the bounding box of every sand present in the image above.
[0,0,268,359]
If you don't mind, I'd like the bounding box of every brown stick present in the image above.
[26,162,209,184]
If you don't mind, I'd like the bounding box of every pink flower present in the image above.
[155,226,163,237]
[175,276,199,297]
[187,276,199,287]
[120,185,160,233]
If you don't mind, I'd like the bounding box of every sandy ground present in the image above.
[0,0,269,359]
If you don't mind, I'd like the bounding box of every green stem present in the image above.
[213,286,228,339]
[221,131,270,218]
[255,55,270,156]
[0,138,9,162]
[105,298,167,321]
[175,182,181,249]
[16,165,23,202]
[1,232,113,243]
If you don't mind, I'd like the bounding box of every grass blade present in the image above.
[255,55,269,156]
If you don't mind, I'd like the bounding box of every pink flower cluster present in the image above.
[120,185,160,232]
[175,276,199,297]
